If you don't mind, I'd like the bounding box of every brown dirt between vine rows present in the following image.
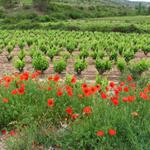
[0,46,150,82]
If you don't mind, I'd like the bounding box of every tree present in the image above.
[0,0,18,8]
[33,0,49,11]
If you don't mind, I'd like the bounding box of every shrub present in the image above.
[117,57,126,73]
[66,42,76,54]
[79,49,89,59]
[109,50,118,62]
[92,50,105,60]
[14,59,25,72]
[96,58,112,74]
[129,59,150,79]
[123,49,135,63]
[47,48,58,61]
[18,50,26,61]
[142,46,150,56]
[32,54,49,73]
[53,58,67,74]
[74,59,87,75]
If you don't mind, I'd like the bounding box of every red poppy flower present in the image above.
[120,82,125,86]
[83,106,92,114]
[67,90,73,97]
[144,88,149,93]
[83,87,91,97]
[108,129,116,136]
[110,81,115,88]
[71,76,76,84]
[112,98,119,106]
[48,76,53,80]
[122,97,128,102]
[140,92,149,100]
[57,91,63,97]
[9,130,15,136]
[101,92,107,99]
[11,89,18,95]
[106,86,109,92]
[47,99,54,107]
[20,72,29,81]
[71,114,79,119]
[66,107,73,115]
[53,74,60,82]
[97,130,104,137]
[82,83,87,89]
[127,75,133,82]
[90,86,97,94]
[48,86,52,91]
[2,98,9,103]
[1,129,7,135]
[96,84,101,91]
[128,95,136,102]
[124,86,129,92]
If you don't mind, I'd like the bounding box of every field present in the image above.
[0,2,150,148]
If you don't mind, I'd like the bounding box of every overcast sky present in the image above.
[129,0,150,2]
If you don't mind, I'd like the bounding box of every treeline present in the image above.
[0,0,150,21]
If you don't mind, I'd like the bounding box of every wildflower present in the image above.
[140,92,149,100]
[9,130,15,136]
[108,129,116,136]
[66,107,73,115]
[48,86,52,91]
[47,99,54,107]
[83,106,92,114]
[101,92,107,99]
[2,98,9,103]
[20,72,29,81]
[122,97,128,102]
[53,74,60,82]
[124,86,129,92]
[1,129,7,135]
[83,87,91,97]
[48,76,53,81]
[110,81,115,88]
[11,89,18,95]
[71,76,76,84]
[127,75,133,81]
[96,84,101,91]
[82,83,87,89]
[71,114,79,119]
[97,130,104,137]
[128,95,136,102]
[112,98,119,106]
[57,91,63,97]
[120,82,125,86]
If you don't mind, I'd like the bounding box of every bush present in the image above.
[14,59,25,72]
[79,49,89,59]
[47,48,58,61]
[18,50,26,61]
[123,49,135,63]
[95,58,112,74]
[117,57,126,73]
[129,59,150,79]
[74,59,87,75]
[53,58,67,74]
[32,54,49,73]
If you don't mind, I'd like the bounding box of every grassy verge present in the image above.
[0,72,150,149]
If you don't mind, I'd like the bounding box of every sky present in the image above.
[129,0,150,2]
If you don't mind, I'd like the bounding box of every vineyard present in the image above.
[0,30,150,81]
[0,2,150,148]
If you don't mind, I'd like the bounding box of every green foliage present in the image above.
[47,47,58,61]
[95,58,112,74]
[53,58,67,74]
[129,59,150,79]
[74,59,87,75]
[117,57,126,73]
[14,59,25,72]
[18,50,26,60]
[79,49,89,59]
[32,53,49,72]
[123,49,135,63]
